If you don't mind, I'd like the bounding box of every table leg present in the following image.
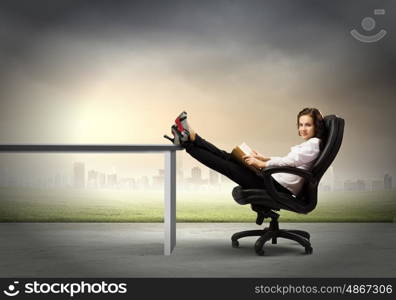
[164,150,176,255]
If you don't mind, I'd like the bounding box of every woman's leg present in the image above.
[183,137,265,189]
[190,134,232,161]
[183,134,293,195]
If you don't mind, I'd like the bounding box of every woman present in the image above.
[164,108,326,196]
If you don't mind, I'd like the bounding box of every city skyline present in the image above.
[0,160,392,193]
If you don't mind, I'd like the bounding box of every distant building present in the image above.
[333,179,344,191]
[329,166,335,191]
[371,180,383,191]
[221,174,232,183]
[344,179,365,191]
[176,152,184,188]
[209,169,219,186]
[191,167,201,181]
[119,178,135,189]
[384,174,392,190]
[62,174,69,187]
[190,166,203,185]
[152,169,165,188]
[356,180,366,191]
[344,180,354,191]
[321,165,334,191]
[73,162,85,189]
[87,170,99,188]
[98,173,106,188]
[54,173,62,188]
[107,173,118,188]
[137,176,150,189]
[184,166,210,189]
[319,182,331,191]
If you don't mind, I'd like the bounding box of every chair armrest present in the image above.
[257,166,315,200]
[260,166,315,182]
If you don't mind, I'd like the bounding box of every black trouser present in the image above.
[183,134,292,194]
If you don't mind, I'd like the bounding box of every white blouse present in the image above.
[266,137,321,196]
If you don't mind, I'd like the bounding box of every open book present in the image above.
[230,142,259,172]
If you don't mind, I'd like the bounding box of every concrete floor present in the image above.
[0,223,395,277]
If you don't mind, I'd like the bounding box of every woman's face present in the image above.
[298,115,315,140]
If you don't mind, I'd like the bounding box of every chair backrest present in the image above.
[311,115,345,183]
[293,115,344,213]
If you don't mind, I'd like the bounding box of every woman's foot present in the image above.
[175,111,196,141]
[163,125,189,145]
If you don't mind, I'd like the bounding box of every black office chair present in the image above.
[231,115,345,255]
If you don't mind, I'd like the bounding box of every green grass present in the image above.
[0,187,395,222]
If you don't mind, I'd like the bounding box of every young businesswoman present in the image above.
[164,108,326,196]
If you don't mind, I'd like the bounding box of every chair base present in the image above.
[231,215,313,256]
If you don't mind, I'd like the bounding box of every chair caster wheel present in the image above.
[254,237,265,255]
[255,248,265,256]
[232,240,239,248]
[305,246,313,254]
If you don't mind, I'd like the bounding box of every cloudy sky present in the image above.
[0,0,395,182]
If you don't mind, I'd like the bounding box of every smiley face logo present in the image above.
[351,9,387,43]
[3,281,20,297]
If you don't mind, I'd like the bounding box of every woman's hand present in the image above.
[242,155,267,170]
[251,150,270,162]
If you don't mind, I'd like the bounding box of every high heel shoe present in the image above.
[163,124,190,145]
[175,111,190,135]
[163,125,180,145]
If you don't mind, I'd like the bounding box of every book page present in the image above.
[239,142,252,155]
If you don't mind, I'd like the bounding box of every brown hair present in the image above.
[297,107,326,150]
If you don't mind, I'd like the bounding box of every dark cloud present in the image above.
[1,0,395,108]
[1,0,394,82]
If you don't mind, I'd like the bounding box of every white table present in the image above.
[0,144,183,255]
